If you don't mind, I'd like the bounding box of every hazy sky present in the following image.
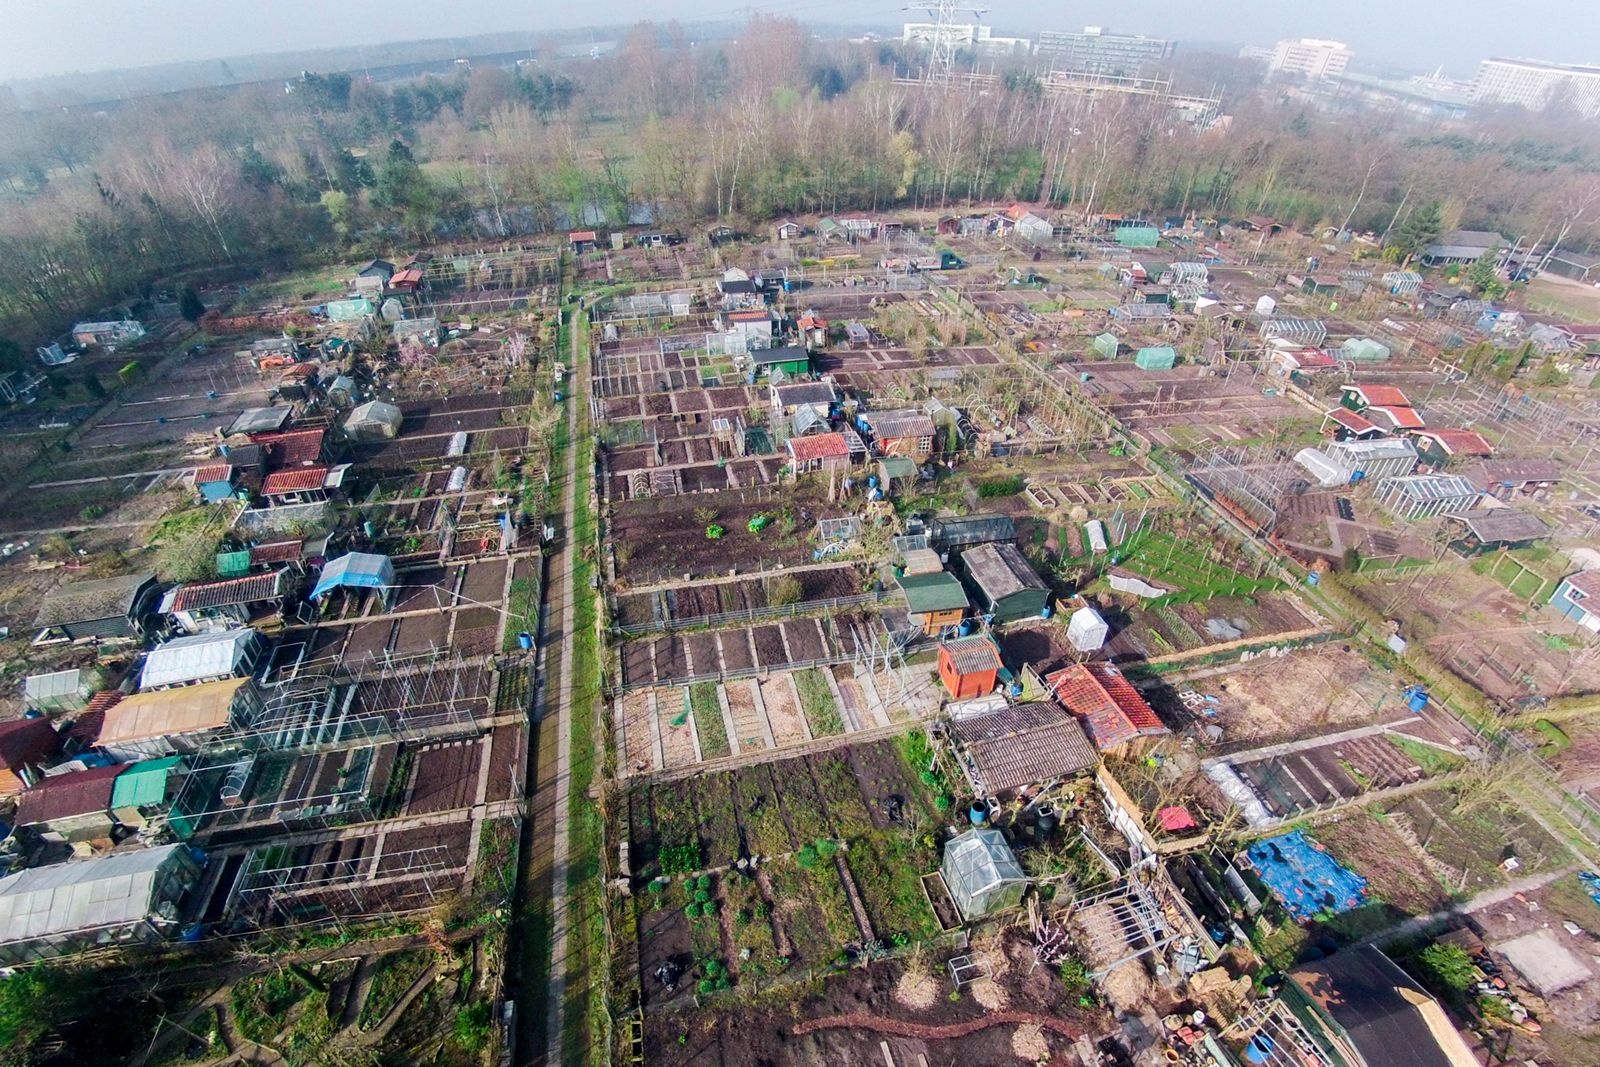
[4,0,1598,81]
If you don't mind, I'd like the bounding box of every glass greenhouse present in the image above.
[942,827,1028,922]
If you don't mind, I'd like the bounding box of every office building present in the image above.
[901,23,1031,56]
[1472,58,1600,119]
[1269,38,1353,80]
[1034,27,1174,74]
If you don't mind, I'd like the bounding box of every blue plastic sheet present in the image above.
[1242,830,1368,922]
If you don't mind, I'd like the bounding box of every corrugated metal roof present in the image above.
[138,629,261,690]
[102,677,251,748]
[787,433,851,463]
[262,466,331,494]
[963,542,1047,602]
[36,573,156,628]
[941,635,1003,675]
[950,701,1098,793]
[15,764,122,826]
[897,571,969,614]
[109,757,182,810]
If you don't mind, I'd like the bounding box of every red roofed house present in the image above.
[0,718,62,796]
[1321,407,1385,441]
[1409,429,1494,467]
[261,465,334,505]
[570,230,598,253]
[1341,384,1411,412]
[1044,662,1169,753]
[193,462,236,504]
[159,570,292,634]
[718,307,776,349]
[1271,348,1337,375]
[863,409,936,459]
[248,428,328,471]
[64,690,122,754]
[14,763,124,840]
[786,432,855,474]
[938,636,1004,700]
[1364,405,1426,432]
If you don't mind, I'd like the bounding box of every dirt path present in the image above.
[1362,864,1583,948]
[792,1010,1084,1040]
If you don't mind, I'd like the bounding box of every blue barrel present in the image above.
[867,475,879,489]
[1009,680,1023,698]
[958,619,974,637]
[1406,686,1429,713]
[518,631,534,650]
[1244,1036,1275,1065]
[554,390,564,402]
[1040,605,1054,619]
[1305,572,1321,586]
[968,803,988,826]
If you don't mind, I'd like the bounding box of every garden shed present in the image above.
[961,541,1050,623]
[311,552,396,603]
[1092,333,1119,360]
[344,400,403,441]
[942,827,1028,922]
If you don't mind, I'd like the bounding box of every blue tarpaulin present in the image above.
[310,552,395,600]
[1241,830,1368,922]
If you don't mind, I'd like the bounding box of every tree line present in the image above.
[0,15,1597,355]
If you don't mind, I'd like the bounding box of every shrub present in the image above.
[697,979,715,995]
[977,475,1025,498]
[660,842,702,875]
[815,838,839,859]
[696,874,713,891]
[934,794,953,812]
[795,843,820,869]
[769,574,803,606]
[694,889,711,904]
[646,878,667,896]
[453,1002,493,1053]
[1417,943,1476,993]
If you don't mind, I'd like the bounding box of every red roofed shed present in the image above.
[1044,663,1169,752]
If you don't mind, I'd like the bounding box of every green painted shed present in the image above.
[750,345,811,378]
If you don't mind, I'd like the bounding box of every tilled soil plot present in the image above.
[717,630,755,672]
[406,737,484,815]
[653,636,689,682]
[847,740,930,830]
[668,584,722,619]
[460,558,508,604]
[659,689,698,769]
[643,943,1103,1067]
[343,620,395,664]
[684,632,723,678]
[620,690,660,774]
[393,612,450,653]
[751,625,789,667]
[623,642,656,687]
[638,906,693,1008]
[725,681,769,753]
[484,722,526,803]
[375,821,472,874]
[759,675,809,747]
[798,566,861,600]
[781,618,828,661]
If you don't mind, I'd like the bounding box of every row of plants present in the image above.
[793,668,845,736]
[687,681,730,758]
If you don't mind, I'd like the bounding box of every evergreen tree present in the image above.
[179,286,206,322]
[1465,251,1505,298]
[1391,200,1442,264]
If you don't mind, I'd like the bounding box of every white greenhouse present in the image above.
[942,827,1028,922]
